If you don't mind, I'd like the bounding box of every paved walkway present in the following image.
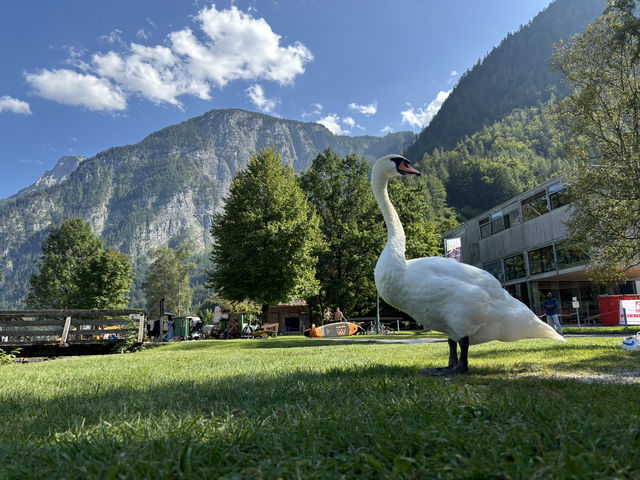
[328,332,634,343]
[327,336,445,344]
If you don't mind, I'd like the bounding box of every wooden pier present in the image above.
[0,309,147,353]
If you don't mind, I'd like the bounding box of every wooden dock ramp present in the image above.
[0,309,147,353]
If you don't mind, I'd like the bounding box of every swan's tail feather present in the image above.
[500,293,566,342]
[526,316,566,342]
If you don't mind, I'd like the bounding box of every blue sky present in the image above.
[0,0,552,199]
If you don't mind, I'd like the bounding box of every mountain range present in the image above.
[0,109,415,307]
[0,0,608,309]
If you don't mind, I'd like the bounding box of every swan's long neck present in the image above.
[372,173,406,264]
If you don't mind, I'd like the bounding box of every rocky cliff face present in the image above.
[11,155,88,199]
[0,108,415,308]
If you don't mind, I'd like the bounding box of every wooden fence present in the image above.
[0,309,147,347]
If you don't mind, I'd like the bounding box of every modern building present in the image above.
[442,175,640,324]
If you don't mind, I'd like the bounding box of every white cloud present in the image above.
[25,4,312,111]
[401,90,451,130]
[380,125,393,134]
[342,116,355,128]
[65,45,86,60]
[302,103,322,118]
[100,29,124,46]
[246,84,277,113]
[136,28,151,40]
[448,70,459,85]
[93,45,195,106]
[317,114,349,135]
[400,107,428,130]
[348,101,377,116]
[193,5,313,85]
[18,158,43,165]
[0,95,31,115]
[342,116,365,131]
[25,69,127,111]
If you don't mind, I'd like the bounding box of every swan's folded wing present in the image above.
[404,257,563,344]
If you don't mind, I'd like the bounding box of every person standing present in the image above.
[323,307,332,325]
[543,292,563,334]
[164,317,175,341]
[334,307,344,323]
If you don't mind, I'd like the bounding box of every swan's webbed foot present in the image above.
[419,366,460,375]
[420,336,469,376]
[420,363,468,376]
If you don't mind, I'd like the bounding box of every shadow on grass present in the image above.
[469,341,619,358]
[4,346,640,479]
[7,364,418,439]
[7,348,639,441]
[156,337,380,351]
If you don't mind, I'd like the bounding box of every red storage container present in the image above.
[598,295,640,326]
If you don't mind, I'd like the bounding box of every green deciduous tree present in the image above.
[551,6,640,282]
[26,218,133,309]
[202,292,261,317]
[142,244,194,318]
[300,149,384,318]
[73,249,134,309]
[208,148,321,319]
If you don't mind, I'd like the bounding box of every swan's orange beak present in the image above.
[398,160,421,176]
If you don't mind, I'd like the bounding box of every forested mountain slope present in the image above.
[406,0,606,161]
[420,106,569,219]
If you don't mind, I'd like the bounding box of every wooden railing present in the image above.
[0,309,147,347]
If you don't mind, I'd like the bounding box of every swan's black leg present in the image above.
[457,336,469,373]
[447,338,458,368]
[419,338,458,375]
[420,336,469,376]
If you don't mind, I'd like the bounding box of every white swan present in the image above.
[372,155,565,375]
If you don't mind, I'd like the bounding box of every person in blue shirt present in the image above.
[543,292,563,334]
[164,318,174,341]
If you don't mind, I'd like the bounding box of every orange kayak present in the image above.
[304,322,364,337]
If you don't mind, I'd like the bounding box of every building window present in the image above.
[549,183,569,210]
[521,190,549,222]
[528,245,556,275]
[556,242,589,269]
[480,209,514,239]
[505,207,521,228]
[483,261,505,283]
[479,217,491,239]
[504,254,526,281]
[490,210,505,234]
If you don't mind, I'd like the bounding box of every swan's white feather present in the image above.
[372,155,564,346]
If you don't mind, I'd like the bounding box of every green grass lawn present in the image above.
[1,336,640,479]
[364,326,640,338]
[564,326,640,335]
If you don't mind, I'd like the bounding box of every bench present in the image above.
[252,322,279,338]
